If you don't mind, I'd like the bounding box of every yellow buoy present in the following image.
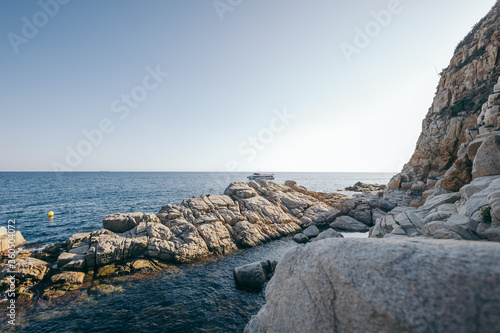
[48,211,54,218]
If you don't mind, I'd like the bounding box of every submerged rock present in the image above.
[233,260,277,290]
[245,238,500,333]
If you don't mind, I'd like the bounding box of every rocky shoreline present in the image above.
[4,165,500,305]
[1,179,391,303]
[4,164,499,307]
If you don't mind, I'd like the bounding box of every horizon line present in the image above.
[0,170,399,173]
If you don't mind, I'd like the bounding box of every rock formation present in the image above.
[0,179,350,300]
[371,2,500,242]
[245,238,500,333]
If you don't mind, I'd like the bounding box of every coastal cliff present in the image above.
[371,1,500,241]
[387,1,500,195]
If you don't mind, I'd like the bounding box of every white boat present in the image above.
[247,173,275,180]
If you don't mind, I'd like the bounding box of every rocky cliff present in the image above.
[388,1,500,196]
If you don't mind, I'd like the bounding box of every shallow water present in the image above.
[3,238,297,333]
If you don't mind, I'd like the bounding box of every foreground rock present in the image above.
[245,238,500,333]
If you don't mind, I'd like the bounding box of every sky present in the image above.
[0,0,497,172]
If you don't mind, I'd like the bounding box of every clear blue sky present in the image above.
[0,0,496,172]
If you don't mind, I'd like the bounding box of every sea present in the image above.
[0,172,394,332]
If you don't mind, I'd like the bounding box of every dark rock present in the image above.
[302,225,319,238]
[233,260,277,290]
[329,216,369,232]
[292,233,309,244]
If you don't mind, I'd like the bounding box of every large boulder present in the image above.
[103,212,160,233]
[196,221,238,254]
[472,134,500,179]
[146,223,210,263]
[245,238,500,333]
[87,233,148,267]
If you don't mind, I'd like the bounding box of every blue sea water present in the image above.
[0,172,394,332]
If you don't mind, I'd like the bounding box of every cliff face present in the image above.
[388,1,500,196]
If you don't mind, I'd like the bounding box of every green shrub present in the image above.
[479,205,492,224]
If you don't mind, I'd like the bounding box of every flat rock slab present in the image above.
[14,258,51,281]
[245,238,500,333]
[51,271,85,285]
